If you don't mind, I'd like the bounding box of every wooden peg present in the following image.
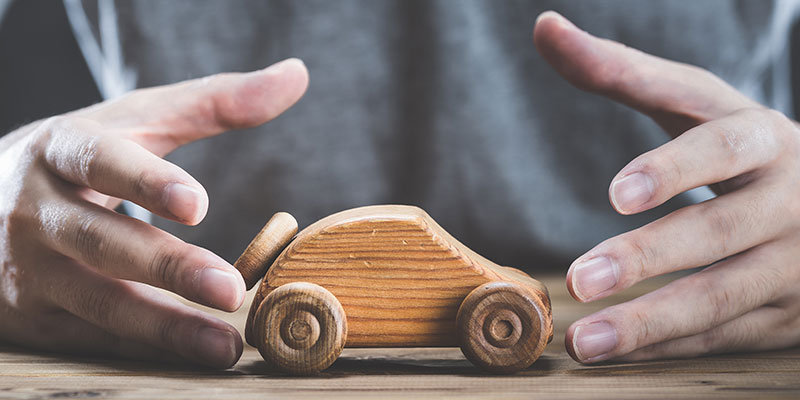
[456,281,549,374]
[252,282,347,375]
[234,212,297,289]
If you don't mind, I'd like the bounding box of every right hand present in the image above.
[0,58,309,368]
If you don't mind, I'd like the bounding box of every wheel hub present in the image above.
[281,310,321,349]
[484,309,523,348]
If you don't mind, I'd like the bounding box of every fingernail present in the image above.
[193,327,238,367]
[198,268,242,310]
[610,172,654,213]
[571,257,619,300]
[572,321,617,362]
[165,183,205,223]
[264,58,305,74]
[535,10,575,28]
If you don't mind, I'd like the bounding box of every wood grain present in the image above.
[2,275,800,399]
[456,281,549,373]
[246,205,552,350]
[234,212,297,289]
[3,276,800,399]
[252,282,346,374]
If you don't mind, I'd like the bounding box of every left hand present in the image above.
[534,11,800,363]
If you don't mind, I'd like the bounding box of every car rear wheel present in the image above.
[456,281,548,373]
[253,282,347,374]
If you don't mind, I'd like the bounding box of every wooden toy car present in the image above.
[234,205,553,374]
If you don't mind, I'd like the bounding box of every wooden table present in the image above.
[2,275,799,399]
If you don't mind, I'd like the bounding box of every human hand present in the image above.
[0,58,309,368]
[534,12,800,363]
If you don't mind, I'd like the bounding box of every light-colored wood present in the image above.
[234,212,297,289]
[4,275,800,399]
[456,281,549,373]
[252,282,346,374]
[246,205,552,353]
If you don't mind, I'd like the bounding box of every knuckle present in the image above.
[709,122,746,166]
[700,321,753,356]
[771,302,799,338]
[73,136,102,186]
[637,151,683,197]
[698,203,736,257]
[212,98,253,130]
[146,245,185,289]
[626,307,669,350]
[699,327,724,354]
[130,169,155,204]
[616,232,657,283]
[697,277,732,327]
[35,116,101,185]
[70,213,109,268]
[750,266,783,304]
[735,108,787,159]
[579,65,619,93]
[154,314,183,349]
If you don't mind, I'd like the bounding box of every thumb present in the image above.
[79,58,310,157]
[532,11,761,136]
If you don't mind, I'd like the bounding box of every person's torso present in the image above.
[70,0,798,270]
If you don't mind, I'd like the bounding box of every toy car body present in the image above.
[235,205,553,374]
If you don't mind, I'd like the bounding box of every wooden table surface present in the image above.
[2,275,799,399]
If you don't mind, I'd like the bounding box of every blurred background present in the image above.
[2,0,800,136]
[0,0,101,135]
[3,1,800,270]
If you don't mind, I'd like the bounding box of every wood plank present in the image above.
[2,275,800,399]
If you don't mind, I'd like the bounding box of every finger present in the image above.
[607,108,793,214]
[36,117,208,224]
[5,308,181,363]
[565,241,793,363]
[46,261,243,368]
[617,304,798,362]
[78,58,310,156]
[567,177,786,302]
[533,11,761,135]
[36,198,244,312]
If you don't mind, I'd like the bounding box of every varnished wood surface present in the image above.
[249,205,551,349]
[456,282,549,373]
[2,275,800,399]
[234,212,298,289]
[253,282,347,374]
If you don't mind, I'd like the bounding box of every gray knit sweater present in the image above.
[50,0,800,270]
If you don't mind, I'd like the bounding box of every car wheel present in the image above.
[456,281,548,373]
[253,282,347,374]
